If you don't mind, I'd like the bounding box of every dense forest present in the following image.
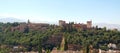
[0,22,120,53]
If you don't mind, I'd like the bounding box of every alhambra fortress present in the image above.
[8,20,120,53]
[11,20,49,32]
[11,20,92,32]
[59,20,92,29]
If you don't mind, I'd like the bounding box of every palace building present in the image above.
[59,20,92,29]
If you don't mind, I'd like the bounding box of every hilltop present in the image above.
[0,20,120,53]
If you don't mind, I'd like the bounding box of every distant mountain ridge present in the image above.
[93,23,120,30]
[0,17,25,23]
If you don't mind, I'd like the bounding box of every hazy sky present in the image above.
[0,0,120,24]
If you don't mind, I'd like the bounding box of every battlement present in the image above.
[59,20,92,29]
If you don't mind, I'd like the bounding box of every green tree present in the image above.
[38,35,42,53]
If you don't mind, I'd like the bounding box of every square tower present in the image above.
[87,21,92,28]
[59,20,66,27]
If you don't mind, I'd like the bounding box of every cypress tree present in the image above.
[38,36,42,53]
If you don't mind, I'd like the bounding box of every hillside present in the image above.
[0,21,120,53]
